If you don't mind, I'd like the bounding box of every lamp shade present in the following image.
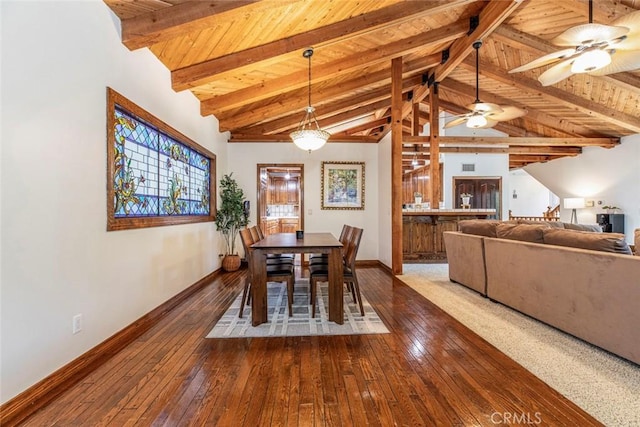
[563,197,585,209]
[571,49,612,73]
[467,114,488,129]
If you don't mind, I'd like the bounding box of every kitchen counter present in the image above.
[403,209,497,262]
[403,209,495,215]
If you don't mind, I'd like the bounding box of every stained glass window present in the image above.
[107,88,216,231]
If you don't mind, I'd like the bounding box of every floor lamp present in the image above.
[564,197,585,224]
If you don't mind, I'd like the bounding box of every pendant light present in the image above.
[290,48,330,152]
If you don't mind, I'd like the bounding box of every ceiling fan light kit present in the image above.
[444,40,526,130]
[509,1,640,86]
[290,48,330,153]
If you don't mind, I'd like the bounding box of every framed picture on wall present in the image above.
[321,161,365,210]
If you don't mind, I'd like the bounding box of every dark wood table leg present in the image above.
[327,247,344,324]
[250,248,268,326]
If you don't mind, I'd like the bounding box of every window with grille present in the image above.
[106,88,216,231]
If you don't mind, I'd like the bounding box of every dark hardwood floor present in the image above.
[21,266,602,426]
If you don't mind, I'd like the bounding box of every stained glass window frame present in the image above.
[106,87,216,231]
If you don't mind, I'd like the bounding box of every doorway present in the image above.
[452,176,502,219]
[256,164,304,235]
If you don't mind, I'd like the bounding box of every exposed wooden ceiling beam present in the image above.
[459,59,640,134]
[402,135,618,147]
[172,2,471,91]
[202,53,442,116]
[428,0,524,84]
[237,98,394,136]
[402,146,510,155]
[220,75,420,133]
[434,136,619,147]
[334,117,390,136]
[508,146,582,156]
[228,134,378,143]
[399,0,524,122]
[121,1,263,50]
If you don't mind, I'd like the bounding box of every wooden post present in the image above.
[391,57,403,275]
[429,82,441,208]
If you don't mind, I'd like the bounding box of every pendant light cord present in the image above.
[473,41,482,104]
[589,0,593,24]
[307,51,312,108]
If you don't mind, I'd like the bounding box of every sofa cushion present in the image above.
[517,219,565,228]
[496,223,549,243]
[634,229,640,256]
[458,220,502,237]
[564,222,602,233]
[543,228,632,254]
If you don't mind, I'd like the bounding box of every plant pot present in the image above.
[222,254,241,272]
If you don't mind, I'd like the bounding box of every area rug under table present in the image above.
[206,279,389,338]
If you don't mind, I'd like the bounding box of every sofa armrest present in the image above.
[443,231,487,295]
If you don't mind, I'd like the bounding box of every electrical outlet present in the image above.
[72,314,83,334]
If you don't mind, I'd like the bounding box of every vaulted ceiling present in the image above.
[104,0,640,170]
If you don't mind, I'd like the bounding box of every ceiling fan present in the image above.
[445,41,526,129]
[509,1,640,86]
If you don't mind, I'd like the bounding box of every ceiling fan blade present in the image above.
[489,106,527,121]
[552,23,629,46]
[610,10,640,50]
[588,49,640,75]
[466,102,503,113]
[509,48,577,73]
[444,116,469,128]
[477,118,499,129]
[538,58,575,86]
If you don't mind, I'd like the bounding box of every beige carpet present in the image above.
[398,263,640,427]
[206,279,389,338]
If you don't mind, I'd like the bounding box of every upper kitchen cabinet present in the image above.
[269,176,299,205]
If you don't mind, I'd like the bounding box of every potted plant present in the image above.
[414,191,423,205]
[215,173,249,272]
[460,193,473,208]
[602,205,620,214]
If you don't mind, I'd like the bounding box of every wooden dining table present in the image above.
[250,232,344,326]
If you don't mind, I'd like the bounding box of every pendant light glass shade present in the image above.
[290,48,329,152]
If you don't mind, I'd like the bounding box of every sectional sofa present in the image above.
[443,220,640,365]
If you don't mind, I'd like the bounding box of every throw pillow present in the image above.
[634,229,640,256]
[542,228,632,255]
[458,219,501,237]
[496,223,549,243]
[564,223,602,232]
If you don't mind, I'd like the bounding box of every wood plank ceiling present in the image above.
[104,0,640,170]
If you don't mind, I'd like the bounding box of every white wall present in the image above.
[1,1,227,402]
[377,133,393,268]
[525,135,640,241]
[508,169,558,217]
[227,142,380,261]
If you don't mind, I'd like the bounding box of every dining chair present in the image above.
[308,224,351,266]
[238,228,295,318]
[308,226,364,318]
